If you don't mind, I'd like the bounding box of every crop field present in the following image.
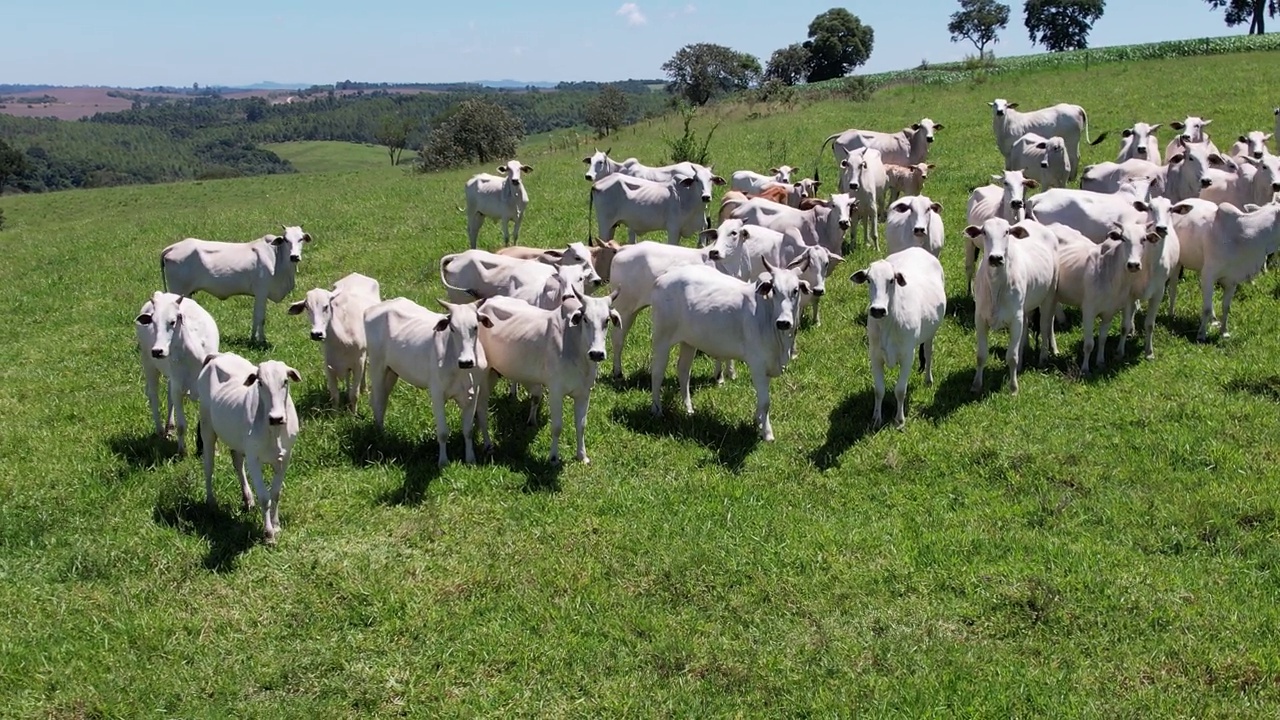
[263,141,403,174]
[2,50,1280,717]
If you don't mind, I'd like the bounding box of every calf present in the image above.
[161,225,310,345]
[1025,184,1152,242]
[476,289,619,464]
[287,272,382,411]
[465,160,533,249]
[964,171,1038,293]
[964,218,1059,394]
[364,297,488,466]
[1230,131,1273,161]
[1007,132,1072,189]
[884,162,934,205]
[885,195,945,257]
[730,166,798,194]
[1117,122,1162,164]
[1080,159,1167,196]
[135,292,220,454]
[841,147,889,250]
[439,249,598,309]
[721,192,855,256]
[592,170,723,245]
[196,353,300,545]
[1188,202,1280,341]
[989,99,1105,181]
[649,259,809,441]
[1050,221,1157,373]
[850,247,946,428]
[583,148,623,182]
[1122,197,1182,360]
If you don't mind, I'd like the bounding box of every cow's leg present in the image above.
[325,364,341,409]
[511,210,523,246]
[526,384,544,426]
[200,418,217,507]
[1080,306,1096,374]
[573,392,591,464]
[1143,299,1159,359]
[246,460,275,543]
[501,217,511,247]
[350,356,367,412]
[752,367,774,442]
[650,335,674,416]
[143,363,164,436]
[1099,310,1116,367]
[467,212,483,250]
[432,388,450,468]
[971,317,989,393]
[252,292,269,344]
[676,342,697,415]
[1041,298,1058,360]
[1219,282,1238,339]
[893,355,912,428]
[1165,269,1180,318]
[170,374,187,455]
[965,241,977,297]
[811,296,822,327]
[871,352,886,428]
[547,390,565,464]
[923,338,935,386]
[269,460,286,533]
[232,450,252,512]
[1197,276,1216,342]
[1007,312,1024,394]
[369,364,395,430]
[478,370,494,453]
[460,389,478,465]
[612,308,637,379]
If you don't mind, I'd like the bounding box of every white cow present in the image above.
[1166,138,1240,203]
[582,148,624,182]
[704,219,843,327]
[649,259,809,441]
[1163,117,1220,161]
[135,292,220,454]
[884,163,935,205]
[1165,198,1217,318]
[989,98,1105,181]
[592,169,723,245]
[885,195,945,257]
[196,352,300,545]
[1080,159,1167,196]
[965,218,1059,394]
[1230,131,1274,160]
[1007,133,1072,189]
[841,147,889,250]
[730,166,798,194]
[439,249,598,309]
[850,247,946,428]
[817,118,942,169]
[720,192,855,256]
[1186,202,1280,341]
[1025,184,1153,242]
[1117,122,1162,164]
[963,171,1038,293]
[287,272,382,411]
[364,297,488,466]
[476,289,619,464]
[495,239,624,283]
[161,225,311,345]
[1050,221,1156,373]
[464,160,532,249]
[1241,152,1280,206]
[1122,196,1181,360]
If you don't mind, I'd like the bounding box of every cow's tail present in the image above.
[812,133,840,183]
[587,186,595,243]
[195,420,203,455]
[160,248,169,293]
[1082,109,1108,146]
[438,256,482,300]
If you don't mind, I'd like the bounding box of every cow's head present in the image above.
[992,170,1037,220]
[827,192,856,232]
[989,99,1018,118]
[436,299,490,370]
[582,147,613,182]
[770,165,797,183]
[272,225,311,263]
[587,238,623,283]
[850,258,905,319]
[245,360,301,427]
[1172,140,1235,191]
[498,160,532,186]
[891,195,943,239]
[564,287,619,363]
[794,177,821,199]
[539,241,604,289]
[964,218,1026,269]
[756,257,810,331]
[136,291,187,360]
[1242,152,1280,195]
[840,148,880,194]
[1143,196,1175,239]
[703,218,749,270]
[674,162,726,203]
[1104,221,1154,273]
[1037,137,1069,175]
[1123,122,1161,157]
[1170,117,1211,144]
[1238,131,1273,160]
[789,246,842,297]
[912,117,943,143]
[287,287,337,341]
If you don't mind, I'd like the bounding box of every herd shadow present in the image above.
[295,384,342,421]
[152,495,259,573]
[611,379,761,472]
[106,430,180,470]
[220,335,272,352]
[1225,374,1280,403]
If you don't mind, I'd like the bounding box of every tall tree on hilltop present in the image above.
[765,44,811,86]
[1024,0,1105,52]
[803,8,875,83]
[1203,0,1279,34]
[584,85,629,137]
[949,0,1012,57]
[662,43,762,106]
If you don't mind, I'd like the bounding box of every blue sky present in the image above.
[5,0,1242,87]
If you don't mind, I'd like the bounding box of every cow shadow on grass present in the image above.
[1225,374,1280,402]
[809,388,880,470]
[152,495,258,573]
[221,335,272,353]
[295,384,344,421]
[611,392,760,472]
[343,423,445,507]
[484,391,564,493]
[106,430,180,470]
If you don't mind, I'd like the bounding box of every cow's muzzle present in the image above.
[290,255,301,262]
[1255,152,1265,159]
[151,348,166,359]
[1010,199,1024,209]
[775,319,793,331]
[268,414,285,426]
[869,307,887,319]
[913,227,926,237]
[1127,262,1141,272]
[988,254,1005,267]
[812,288,826,296]
[1200,178,1213,188]
[588,350,605,362]
[838,220,850,230]
[457,359,475,369]
[310,331,324,341]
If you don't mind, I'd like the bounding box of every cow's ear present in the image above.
[1208,153,1226,166]
[1170,121,1185,130]
[1023,178,1040,188]
[1132,200,1150,213]
[477,313,494,328]
[1009,225,1031,239]
[609,310,621,327]
[135,313,153,325]
[679,177,696,187]
[1149,123,1161,132]
[497,165,508,173]
[850,270,869,284]
[893,202,910,213]
[582,156,591,164]
[568,311,583,326]
[286,366,302,383]
[1122,128,1134,138]
[538,250,563,264]
[963,225,983,239]
[911,123,921,130]
[827,251,844,264]
[270,235,286,245]
[521,164,533,173]
[755,279,774,296]
[933,123,944,130]
[840,159,850,168]
[711,175,726,185]
[1144,232,1163,244]
[243,373,258,387]
[1007,102,1019,109]
[929,202,943,214]
[894,273,907,287]
[1036,142,1047,150]
[811,180,821,188]
[1239,135,1249,143]
[287,301,306,315]
[302,233,312,243]
[799,280,813,295]
[1106,229,1123,241]
[1168,153,1185,165]
[926,163,936,169]
[1170,202,1194,215]
[434,316,451,332]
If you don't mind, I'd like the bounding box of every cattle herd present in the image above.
[134,100,1280,543]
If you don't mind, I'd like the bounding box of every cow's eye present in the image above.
[167,320,177,328]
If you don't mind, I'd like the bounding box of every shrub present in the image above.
[662,104,720,166]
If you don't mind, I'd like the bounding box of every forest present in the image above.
[0,82,670,193]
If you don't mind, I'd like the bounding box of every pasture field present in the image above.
[4,50,1280,717]
[262,141,403,174]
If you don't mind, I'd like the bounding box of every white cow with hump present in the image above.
[1123,196,1182,360]
[730,166,799,194]
[1080,159,1167,196]
[1025,180,1154,243]
[841,147,889,250]
[850,247,946,429]
[649,259,810,442]
[1163,116,1220,162]
[135,292,220,454]
[885,195,945,257]
[964,170,1038,294]
[1117,122,1162,164]
[989,98,1105,181]
[719,191,855,256]
[196,352,301,545]
[161,225,311,345]
[439,249,599,309]
[364,297,488,467]
[704,219,843,326]
[464,160,532,249]
[817,118,942,168]
[592,167,724,245]
[1230,131,1273,161]
[965,218,1059,395]
[288,272,381,411]
[582,148,624,182]
[476,289,619,465]
[884,162,935,205]
[1182,202,1280,342]
[1006,132,1072,189]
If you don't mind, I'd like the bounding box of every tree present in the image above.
[661,43,762,106]
[802,8,875,83]
[948,0,1011,57]
[1203,0,1279,34]
[416,98,524,172]
[375,115,413,165]
[0,139,30,196]
[584,85,629,137]
[1023,0,1105,52]
[765,44,811,86]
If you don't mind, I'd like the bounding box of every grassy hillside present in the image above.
[3,50,1280,717]
[264,141,401,174]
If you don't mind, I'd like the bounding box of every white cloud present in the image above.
[666,4,695,19]
[616,3,646,26]
[683,4,696,14]
[512,46,525,56]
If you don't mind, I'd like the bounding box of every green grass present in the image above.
[4,50,1280,717]
[264,140,403,173]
